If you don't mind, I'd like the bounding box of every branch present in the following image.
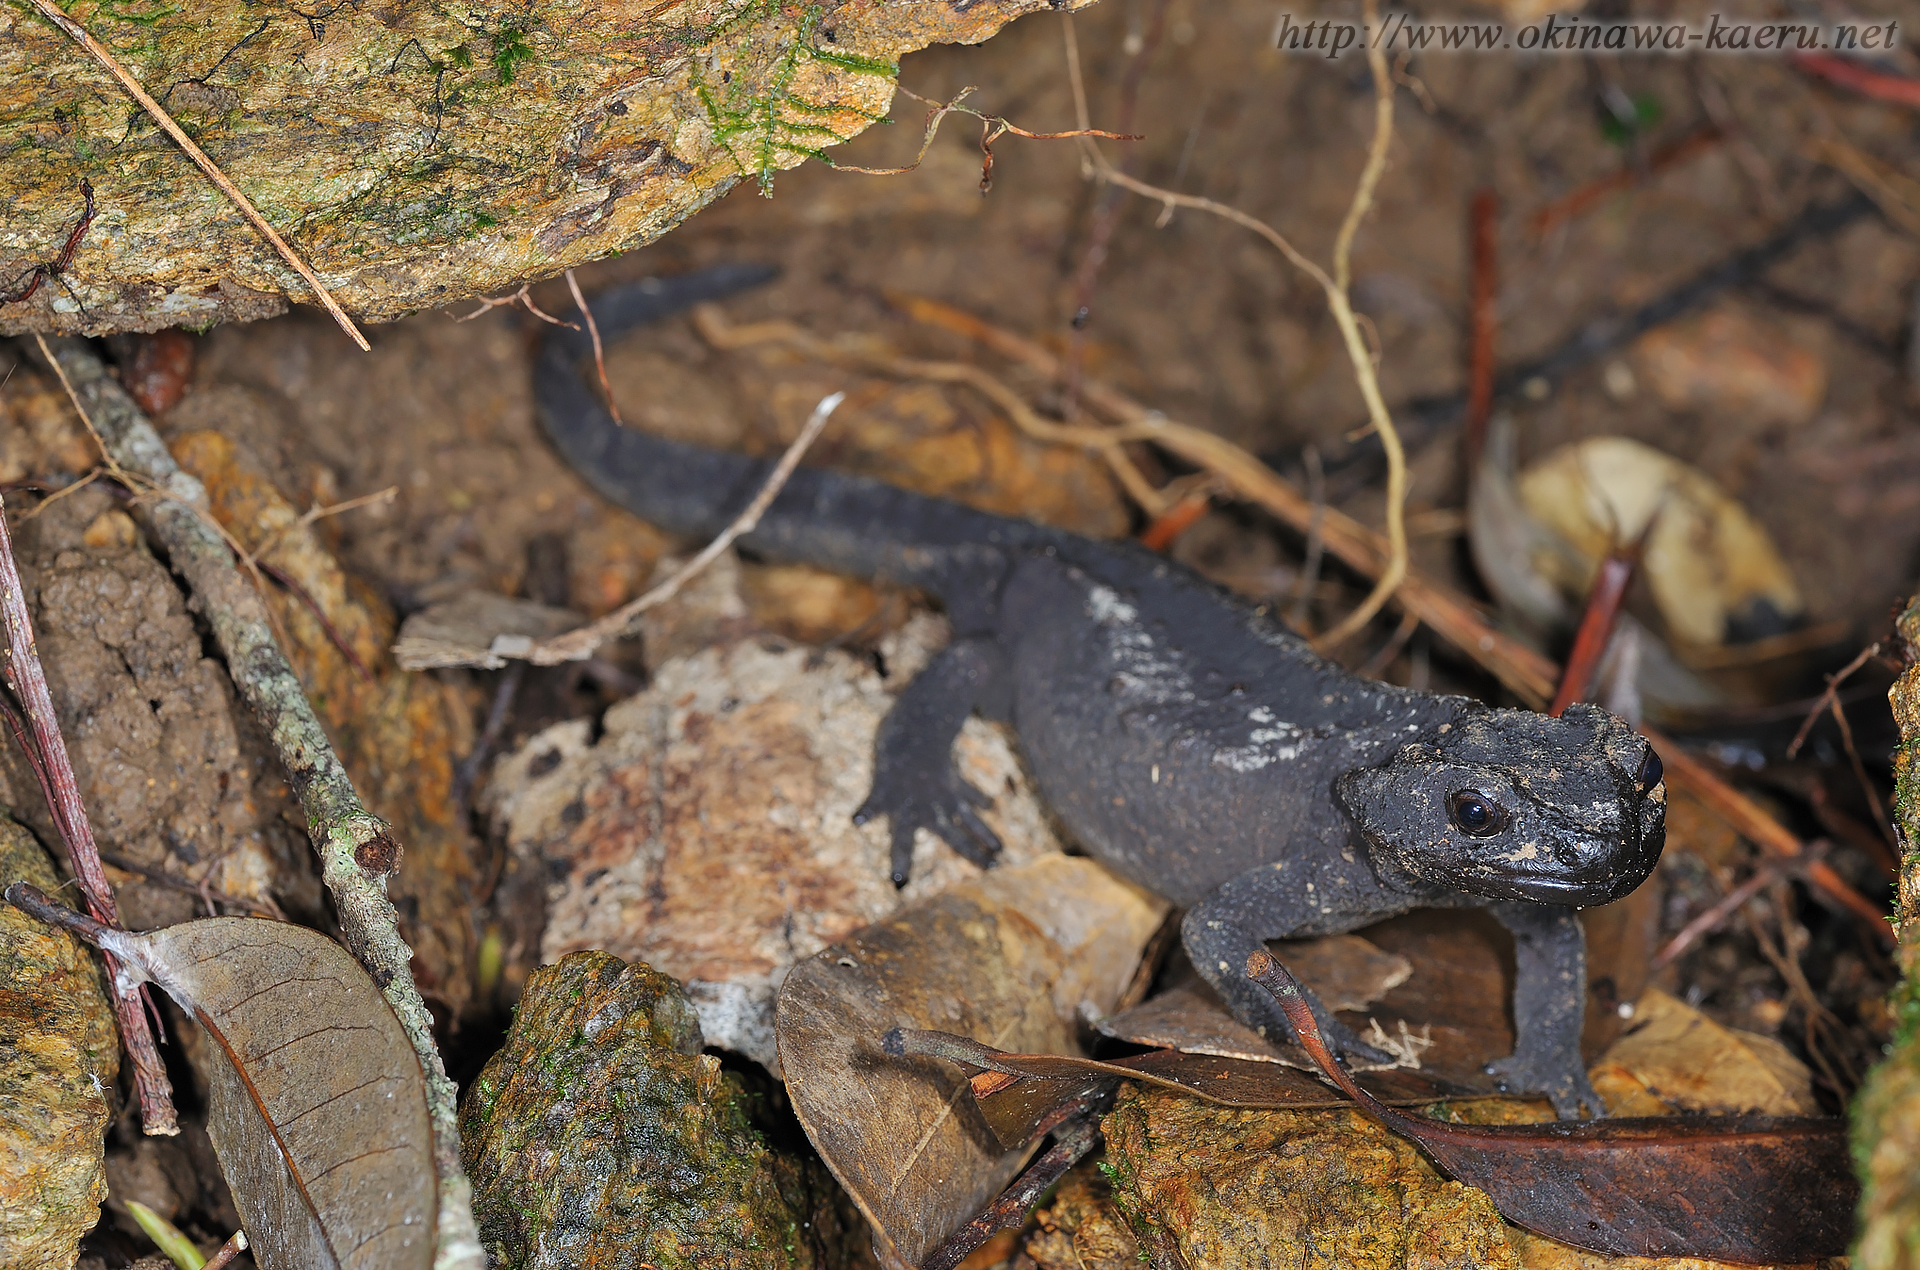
[1058,3,1405,650]
[29,338,482,1270]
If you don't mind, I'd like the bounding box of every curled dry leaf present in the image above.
[775,855,1165,1269]
[4,885,434,1270]
[1248,951,1856,1264]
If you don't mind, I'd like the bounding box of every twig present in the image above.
[1792,51,1920,109]
[525,391,844,664]
[1647,730,1892,941]
[1060,3,1407,652]
[453,283,577,329]
[21,0,370,351]
[0,179,94,306]
[828,83,1137,184]
[1787,643,1880,759]
[693,306,1169,515]
[1356,610,1420,681]
[1060,0,1173,417]
[1137,481,1214,552]
[917,1114,1104,1270]
[0,495,177,1133]
[96,848,285,920]
[1288,445,1326,632]
[565,270,622,426]
[203,1229,249,1270]
[1528,127,1723,237]
[27,338,483,1270]
[1649,841,1827,970]
[1464,190,1498,474]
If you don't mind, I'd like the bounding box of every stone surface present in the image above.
[0,0,1098,335]
[0,487,314,931]
[460,949,855,1270]
[0,815,119,1270]
[483,615,1068,1070]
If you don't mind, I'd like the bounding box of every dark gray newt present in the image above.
[536,266,1668,1118]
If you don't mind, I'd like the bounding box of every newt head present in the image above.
[1333,702,1666,906]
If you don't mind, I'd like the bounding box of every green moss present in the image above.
[692,3,893,194]
[493,27,534,85]
[460,952,830,1270]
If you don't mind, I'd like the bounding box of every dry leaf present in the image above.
[1516,438,1804,647]
[19,898,441,1270]
[1590,989,1818,1117]
[1250,953,1855,1263]
[775,856,1164,1269]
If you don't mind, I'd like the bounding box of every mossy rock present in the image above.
[1100,1084,1519,1270]
[461,950,852,1270]
[0,0,1095,336]
[0,814,119,1270]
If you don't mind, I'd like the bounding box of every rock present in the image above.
[484,617,1067,1069]
[1101,1087,1520,1270]
[0,814,119,1270]
[0,0,1099,335]
[460,950,857,1270]
[0,487,316,931]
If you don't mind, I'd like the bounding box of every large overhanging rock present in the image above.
[0,0,1084,335]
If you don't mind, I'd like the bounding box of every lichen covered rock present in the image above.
[0,815,120,1270]
[460,950,838,1269]
[0,0,1097,335]
[1100,1085,1519,1270]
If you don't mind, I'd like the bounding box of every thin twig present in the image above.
[1649,841,1826,970]
[203,1229,249,1270]
[1787,642,1880,758]
[1059,5,1406,651]
[828,83,1137,183]
[453,283,577,329]
[0,495,177,1132]
[22,0,369,351]
[95,848,285,920]
[526,391,845,664]
[564,270,623,426]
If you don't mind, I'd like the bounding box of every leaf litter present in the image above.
[5,883,435,1270]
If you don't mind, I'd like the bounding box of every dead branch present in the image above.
[28,337,483,1270]
[1060,1,1407,652]
[523,391,844,664]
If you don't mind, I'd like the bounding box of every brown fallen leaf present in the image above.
[5,883,435,1270]
[775,855,1164,1269]
[1248,951,1856,1264]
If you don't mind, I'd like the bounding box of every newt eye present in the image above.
[1448,790,1504,837]
[1636,748,1663,794]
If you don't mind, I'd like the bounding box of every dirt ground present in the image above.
[9,0,1920,1262]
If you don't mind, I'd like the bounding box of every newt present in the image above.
[534,266,1667,1118]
